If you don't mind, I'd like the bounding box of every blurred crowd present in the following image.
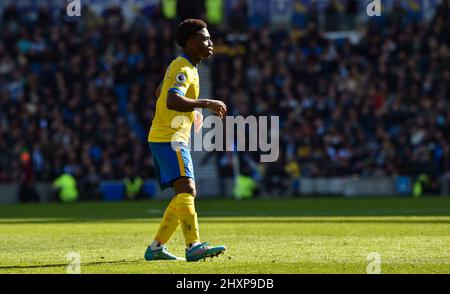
[212,1,450,192]
[0,5,172,195]
[0,1,449,197]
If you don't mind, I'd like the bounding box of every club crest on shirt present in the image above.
[176,73,186,83]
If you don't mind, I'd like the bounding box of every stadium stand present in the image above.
[0,1,449,199]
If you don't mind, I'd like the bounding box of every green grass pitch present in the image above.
[0,197,449,274]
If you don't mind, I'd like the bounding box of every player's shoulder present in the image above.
[168,57,196,83]
[170,56,194,71]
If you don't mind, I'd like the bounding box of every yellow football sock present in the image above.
[154,196,180,244]
[175,193,200,246]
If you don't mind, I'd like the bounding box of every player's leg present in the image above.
[145,196,183,260]
[173,176,227,262]
[145,143,183,261]
[151,144,196,247]
[172,177,200,247]
[152,196,179,246]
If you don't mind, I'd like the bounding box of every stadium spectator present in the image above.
[18,148,39,202]
[177,0,205,21]
[123,168,145,200]
[233,166,257,200]
[53,171,79,203]
[228,0,247,32]
[325,0,342,31]
[344,0,358,29]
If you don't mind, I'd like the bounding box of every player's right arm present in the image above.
[165,66,227,118]
[167,92,227,118]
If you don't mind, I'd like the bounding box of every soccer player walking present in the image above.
[145,19,227,262]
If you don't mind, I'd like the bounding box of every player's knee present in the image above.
[179,187,196,197]
[188,186,196,197]
[186,182,196,197]
[179,184,195,196]
[174,178,196,197]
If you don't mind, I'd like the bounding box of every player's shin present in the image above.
[153,196,180,247]
[175,193,200,247]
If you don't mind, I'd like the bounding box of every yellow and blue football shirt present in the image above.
[148,54,198,189]
[148,54,200,144]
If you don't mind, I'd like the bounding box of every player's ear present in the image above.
[185,38,195,50]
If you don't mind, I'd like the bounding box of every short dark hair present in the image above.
[176,19,207,49]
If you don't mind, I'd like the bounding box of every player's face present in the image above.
[193,28,213,59]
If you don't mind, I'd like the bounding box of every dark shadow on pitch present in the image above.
[0,259,144,270]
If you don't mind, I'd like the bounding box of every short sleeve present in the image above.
[168,66,191,97]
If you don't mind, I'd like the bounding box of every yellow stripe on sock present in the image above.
[176,149,186,176]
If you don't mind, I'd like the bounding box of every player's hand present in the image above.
[193,110,203,133]
[206,100,227,118]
